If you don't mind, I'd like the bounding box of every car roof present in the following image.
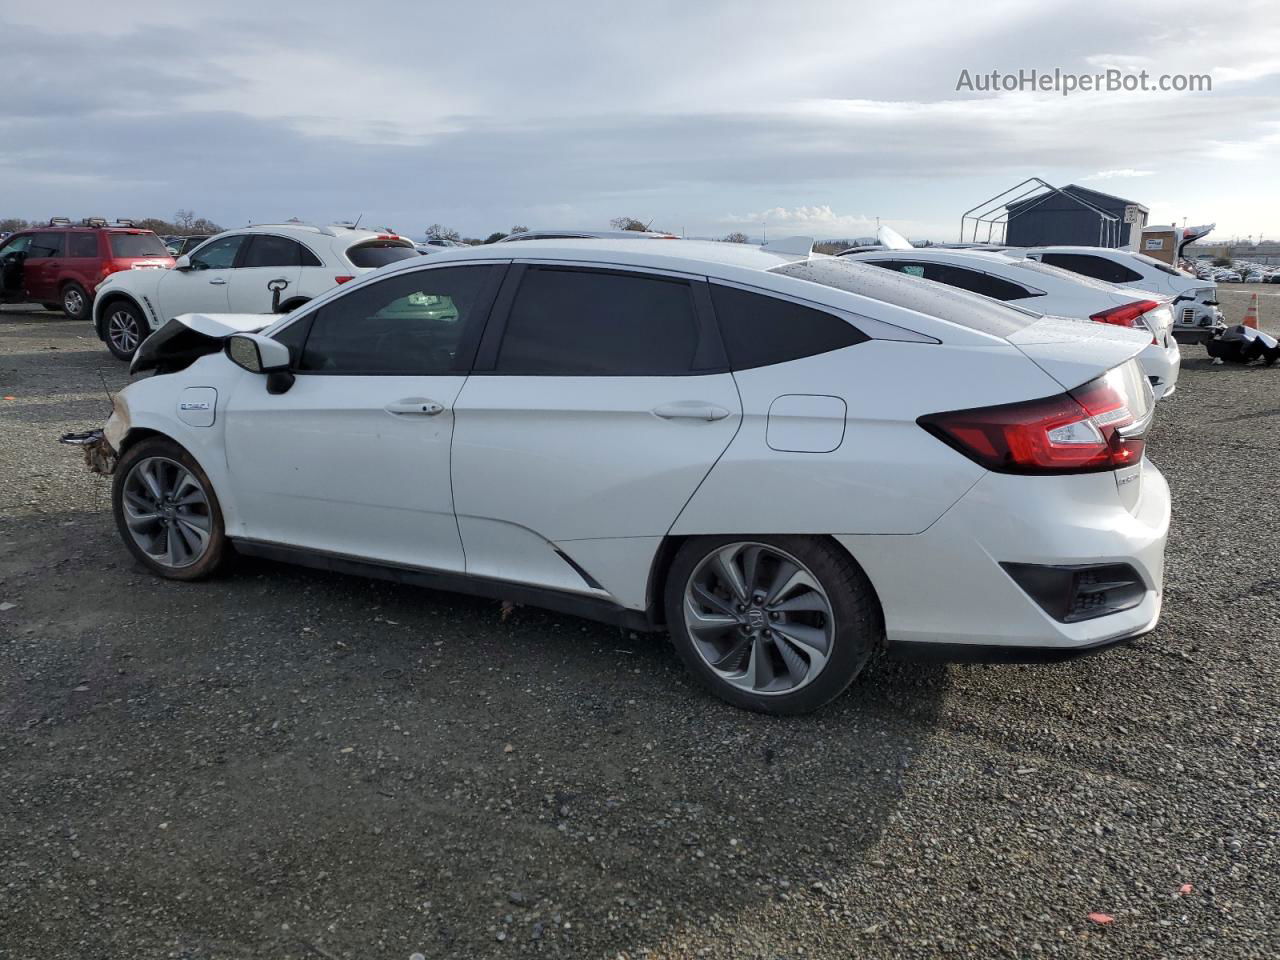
[501,229,679,241]
[381,237,812,274]
[846,248,1024,265]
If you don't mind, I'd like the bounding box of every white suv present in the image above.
[76,239,1170,714]
[92,223,417,359]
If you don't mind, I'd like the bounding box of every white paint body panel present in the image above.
[98,238,1172,651]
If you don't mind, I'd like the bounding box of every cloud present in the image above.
[722,206,878,238]
[1080,169,1157,181]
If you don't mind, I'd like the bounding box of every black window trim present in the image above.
[471,261,729,376]
[273,260,508,377]
[233,232,324,270]
[869,257,1046,301]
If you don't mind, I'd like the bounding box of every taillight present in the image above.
[918,367,1150,474]
[1092,299,1160,344]
[334,275,354,284]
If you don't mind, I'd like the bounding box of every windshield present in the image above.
[108,232,170,258]
[347,241,419,268]
[773,258,1038,338]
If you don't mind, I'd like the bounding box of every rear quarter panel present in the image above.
[671,339,1064,536]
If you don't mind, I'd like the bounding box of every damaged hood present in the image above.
[1006,315,1150,390]
[176,312,278,337]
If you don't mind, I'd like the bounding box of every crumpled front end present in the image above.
[59,393,130,476]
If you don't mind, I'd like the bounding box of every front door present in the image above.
[222,263,504,571]
[156,233,245,320]
[450,264,741,596]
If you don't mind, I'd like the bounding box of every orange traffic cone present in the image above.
[1242,292,1260,329]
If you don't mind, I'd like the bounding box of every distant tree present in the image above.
[813,241,846,256]
[722,232,749,243]
[0,217,34,233]
[485,231,509,244]
[425,223,461,242]
[510,225,529,235]
[609,216,649,232]
[173,209,196,231]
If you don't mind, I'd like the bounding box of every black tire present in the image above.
[278,297,310,313]
[111,437,230,581]
[101,299,146,361]
[663,535,882,715]
[60,282,90,321]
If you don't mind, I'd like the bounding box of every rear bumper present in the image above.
[1141,339,1181,399]
[836,463,1170,651]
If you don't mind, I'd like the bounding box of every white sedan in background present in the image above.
[92,222,418,360]
[82,238,1168,714]
[839,246,1181,398]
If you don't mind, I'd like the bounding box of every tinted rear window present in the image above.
[773,258,1037,339]
[108,232,169,258]
[1038,253,1142,284]
[347,241,418,269]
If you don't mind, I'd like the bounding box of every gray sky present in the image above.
[3,0,1278,241]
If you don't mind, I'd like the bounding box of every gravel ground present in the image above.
[1,289,1277,960]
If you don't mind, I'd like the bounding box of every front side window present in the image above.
[67,233,99,258]
[107,232,169,258]
[291,265,500,375]
[241,234,313,268]
[1039,253,1142,284]
[710,283,867,370]
[28,232,65,258]
[188,234,245,270]
[1,234,34,257]
[494,267,701,375]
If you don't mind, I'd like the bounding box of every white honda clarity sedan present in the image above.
[85,238,1170,714]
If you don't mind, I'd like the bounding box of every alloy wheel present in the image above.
[108,310,141,353]
[64,288,85,316]
[682,542,835,696]
[120,456,213,568]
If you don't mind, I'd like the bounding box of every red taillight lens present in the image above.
[918,369,1149,474]
[1091,299,1161,345]
[334,275,355,284]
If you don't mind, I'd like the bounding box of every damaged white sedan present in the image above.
[69,238,1171,714]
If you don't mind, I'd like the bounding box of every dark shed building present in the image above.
[1004,185,1148,248]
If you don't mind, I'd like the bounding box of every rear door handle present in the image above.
[652,401,731,422]
[208,277,227,285]
[385,397,445,416]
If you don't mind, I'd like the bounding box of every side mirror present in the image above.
[226,333,291,373]
[174,255,192,271]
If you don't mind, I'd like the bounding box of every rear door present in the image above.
[227,234,307,313]
[23,231,65,300]
[450,263,740,599]
[157,233,243,318]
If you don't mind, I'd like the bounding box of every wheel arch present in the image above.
[277,296,311,313]
[94,291,146,340]
[644,533,886,631]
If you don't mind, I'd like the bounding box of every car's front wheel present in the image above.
[112,437,229,580]
[61,282,90,320]
[664,536,882,714]
[103,300,146,360]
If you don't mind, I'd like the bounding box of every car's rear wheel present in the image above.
[112,437,229,581]
[664,536,882,714]
[61,282,90,320]
[103,300,145,360]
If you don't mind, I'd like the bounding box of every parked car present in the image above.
[417,238,469,253]
[92,223,417,360]
[839,247,1181,398]
[499,229,679,242]
[0,217,173,319]
[81,238,1167,714]
[166,235,210,257]
[1019,246,1225,344]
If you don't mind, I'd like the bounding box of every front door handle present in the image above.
[652,401,732,422]
[385,397,445,416]
[208,277,227,285]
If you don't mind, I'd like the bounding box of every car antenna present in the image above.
[351,214,363,229]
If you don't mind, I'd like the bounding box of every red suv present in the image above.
[0,218,174,320]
